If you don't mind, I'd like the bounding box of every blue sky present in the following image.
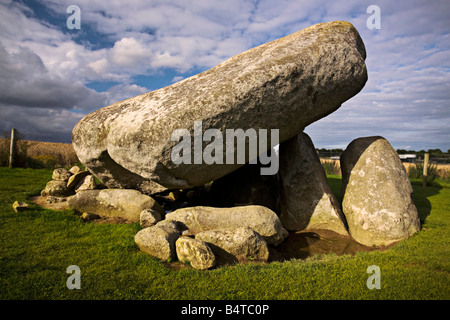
[0,0,449,151]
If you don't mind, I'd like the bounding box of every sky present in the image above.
[0,0,449,151]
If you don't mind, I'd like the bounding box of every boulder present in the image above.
[175,236,216,270]
[140,208,163,227]
[165,205,288,246]
[67,189,165,222]
[52,168,72,181]
[81,212,101,221]
[340,136,421,246]
[41,180,74,197]
[12,201,28,213]
[69,165,82,175]
[72,21,367,194]
[279,133,348,235]
[134,220,184,260]
[74,174,97,192]
[67,170,91,188]
[196,227,269,264]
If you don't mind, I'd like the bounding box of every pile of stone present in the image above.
[134,205,287,269]
[40,166,97,200]
[64,21,421,269]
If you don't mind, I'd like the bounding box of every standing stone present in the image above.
[175,236,216,270]
[340,136,421,246]
[196,227,270,264]
[165,205,288,246]
[279,133,348,234]
[67,189,165,222]
[72,21,367,194]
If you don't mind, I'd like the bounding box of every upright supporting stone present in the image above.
[341,136,421,246]
[9,128,16,168]
[279,133,348,235]
[422,153,429,187]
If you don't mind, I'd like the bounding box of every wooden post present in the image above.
[422,153,429,187]
[9,128,16,168]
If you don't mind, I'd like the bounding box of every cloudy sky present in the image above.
[0,0,449,151]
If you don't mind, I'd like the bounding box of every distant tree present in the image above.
[428,149,442,154]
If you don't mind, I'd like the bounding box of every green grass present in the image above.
[0,168,449,300]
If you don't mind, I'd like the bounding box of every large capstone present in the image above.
[72,21,367,194]
[340,136,421,246]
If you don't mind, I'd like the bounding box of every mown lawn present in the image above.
[0,168,448,300]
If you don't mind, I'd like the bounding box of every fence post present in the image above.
[9,128,16,168]
[422,153,429,187]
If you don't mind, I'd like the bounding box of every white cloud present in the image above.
[104,83,149,106]
[0,42,106,111]
[171,76,184,83]
[0,104,84,142]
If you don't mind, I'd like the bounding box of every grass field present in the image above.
[0,168,449,300]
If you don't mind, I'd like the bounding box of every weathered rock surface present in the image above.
[340,136,421,246]
[67,171,91,188]
[140,208,163,227]
[74,174,97,192]
[69,165,82,175]
[279,133,348,234]
[196,227,269,264]
[41,180,74,197]
[134,221,184,260]
[67,189,165,222]
[72,21,367,194]
[175,236,216,270]
[165,205,288,246]
[52,168,72,181]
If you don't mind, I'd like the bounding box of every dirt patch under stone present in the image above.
[30,195,69,211]
[269,229,392,262]
[29,195,133,224]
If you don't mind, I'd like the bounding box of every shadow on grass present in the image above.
[410,180,442,225]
